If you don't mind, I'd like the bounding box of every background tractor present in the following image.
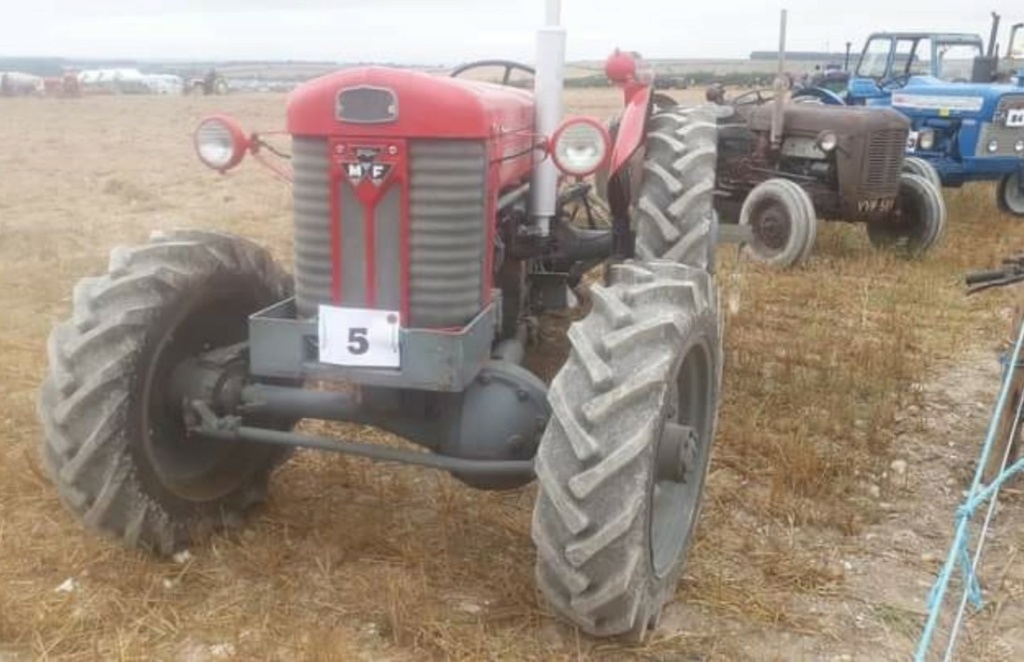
[685,10,948,268]
[36,0,723,643]
[793,13,1024,217]
[187,68,229,95]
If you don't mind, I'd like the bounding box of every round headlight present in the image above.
[551,118,611,177]
[194,115,249,172]
[1015,139,1024,153]
[919,129,935,151]
[816,131,838,152]
[988,139,1000,153]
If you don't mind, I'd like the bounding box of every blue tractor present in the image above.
[793,14,1024,216]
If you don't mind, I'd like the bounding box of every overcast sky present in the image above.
[3,1,1022,63]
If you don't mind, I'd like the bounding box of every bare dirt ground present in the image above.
[3,87,1024,661]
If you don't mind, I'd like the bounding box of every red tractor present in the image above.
[37,1,722,641]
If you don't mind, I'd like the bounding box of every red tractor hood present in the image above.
[287,67,535,139]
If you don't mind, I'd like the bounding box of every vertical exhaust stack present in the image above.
[987,12,1001,60]
[771,9,788,149]
[529,0,567,236]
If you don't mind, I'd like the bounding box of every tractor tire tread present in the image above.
[37,230,292,555]
[532,260,719,638]
[633,107,719,270]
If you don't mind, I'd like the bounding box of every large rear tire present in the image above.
[531,106,722,641]
[632,106,718,270]
[738,178,817,268]
[37,230,294,555]
[867,173,946,256]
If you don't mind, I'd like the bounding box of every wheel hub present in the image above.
[753,203,791,251]
[656,423,697,483]
[649,339,715,580]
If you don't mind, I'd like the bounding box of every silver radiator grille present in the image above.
[292,136,332,318]
[862,128,907,195]
[408,140,487,328]
[290,137,488,328]
[977,95,1024,158]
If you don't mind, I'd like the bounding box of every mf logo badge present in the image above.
[345,147,392,186]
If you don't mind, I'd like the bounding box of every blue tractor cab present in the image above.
[793,17,1024,216]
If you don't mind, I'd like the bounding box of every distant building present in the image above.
[749,51,852,63]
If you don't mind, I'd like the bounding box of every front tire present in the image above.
[531,105,722,641]
[997,171,1024,218]
[867,173,946,256]
[531,261,721,640]
[739,178,817,268]
[902,156,943,192]
[37,230,294,555]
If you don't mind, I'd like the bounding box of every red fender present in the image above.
[605,50,654,175]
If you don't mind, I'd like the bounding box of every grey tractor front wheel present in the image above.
[37,230,295,555]
[739,178,817,267]
[531,261,721,641]
[997,171,1024,218]
[902,156,942,191]
[867,173,947,256]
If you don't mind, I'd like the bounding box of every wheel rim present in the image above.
[1004,173,1024,215]
[141,285,269,502]
[751,201,791,253]
[873,185,927,251]
[649,337,715,578]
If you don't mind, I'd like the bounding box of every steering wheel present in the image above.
[731,88,774,107]
[450,59,535,86]
[880,73,911,91]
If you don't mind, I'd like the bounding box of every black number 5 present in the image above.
[348,328,369,354]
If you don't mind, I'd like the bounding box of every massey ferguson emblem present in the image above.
[345,147,392,186]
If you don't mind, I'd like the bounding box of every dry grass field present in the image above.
[3,86,1024,661]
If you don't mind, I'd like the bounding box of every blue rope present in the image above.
[915,316,1024,662]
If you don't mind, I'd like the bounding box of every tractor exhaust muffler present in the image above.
[771,9,788,149]
[529,0,567,237]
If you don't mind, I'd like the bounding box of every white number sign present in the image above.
[1007,108,1024,128]
[317,305,401,368]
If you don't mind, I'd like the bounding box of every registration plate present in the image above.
[858,198,896,214]
[317,304,401,368]
[1007,108,1024,128]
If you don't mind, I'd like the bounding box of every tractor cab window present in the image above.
[1011,28,1024,60]
[890,38,921,78]
[910,38,932,75]
[936,42,984,82]
[857,37,893,78]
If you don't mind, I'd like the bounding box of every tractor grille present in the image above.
[995,95,1024,121]
[408,141,487,328]
[861,128,907,195]
[291,137,487,329]
[977,95,1024,158]
[293,137,333,317]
